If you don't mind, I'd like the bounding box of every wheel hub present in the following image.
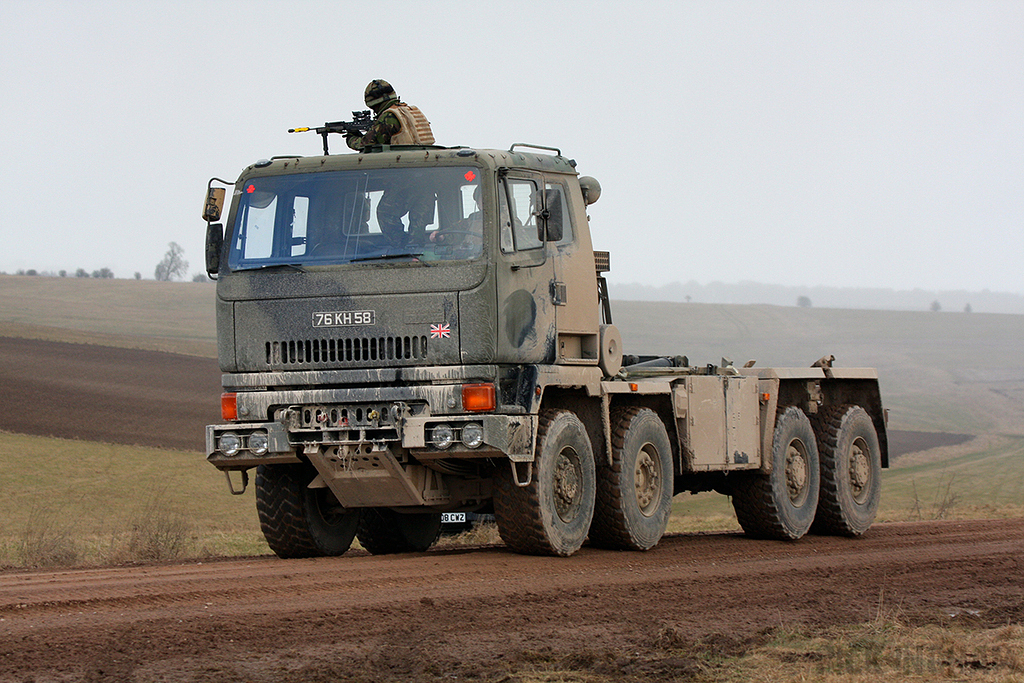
[849,438,870,500]
[634,445,660,516]
[785,442,808,502]
[554,449,581,521]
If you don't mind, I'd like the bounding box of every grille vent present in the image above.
[266,336,429,366]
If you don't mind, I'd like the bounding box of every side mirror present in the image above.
[203,187,226,222]
[206,223,223,275]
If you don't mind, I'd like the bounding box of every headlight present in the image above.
[431,423,454,450]
[461,422,484,449]
[219,432,241,456]
[248,431,269,455]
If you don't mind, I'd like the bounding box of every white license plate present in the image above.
[441,512,467,524]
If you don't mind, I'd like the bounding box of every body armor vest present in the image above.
[386,103,435,145]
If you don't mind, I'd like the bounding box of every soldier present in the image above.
[346,80,435,151]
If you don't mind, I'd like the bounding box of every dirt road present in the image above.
[1,519,1021,682]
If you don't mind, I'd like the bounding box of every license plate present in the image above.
[441,512,467,524]
[312,310,375,327]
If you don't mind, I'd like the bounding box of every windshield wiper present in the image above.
[251,263,307,273]
[349,252,425,263]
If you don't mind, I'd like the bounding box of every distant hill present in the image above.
[609,280,1024,315]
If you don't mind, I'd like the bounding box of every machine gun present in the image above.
[288,110,373,155]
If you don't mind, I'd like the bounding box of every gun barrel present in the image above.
[288,127,311,133]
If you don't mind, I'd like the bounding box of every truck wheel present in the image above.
[812,405,881,536]
[357,508,442,554]
[493,409,596,557]
[255,463,360,558]
[731,406,819,540]
[590,407,674,551]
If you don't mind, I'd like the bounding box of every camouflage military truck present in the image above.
[202,141,887,558]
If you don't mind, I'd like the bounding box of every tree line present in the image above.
[6,243,204,282]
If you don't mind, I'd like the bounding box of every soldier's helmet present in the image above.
[364,79,397,109]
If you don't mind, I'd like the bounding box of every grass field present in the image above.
[0,431,267,567]
[0,274,216,356]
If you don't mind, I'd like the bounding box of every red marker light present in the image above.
[464,171,476,182]
[246,184,255,193]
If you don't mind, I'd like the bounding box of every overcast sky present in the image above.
[1,1,1021,294]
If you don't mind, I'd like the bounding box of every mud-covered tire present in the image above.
[812,405,881,536]
[255,463,360,558]
[357,508,442,554]
[493,409,596,557]
[590,407,674,551]
[732,406,819,540]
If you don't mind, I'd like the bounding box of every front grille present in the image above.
[265,336,429,366]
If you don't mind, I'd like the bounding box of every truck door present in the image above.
[495,173,557,363]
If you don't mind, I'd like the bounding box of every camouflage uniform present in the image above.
[346,80,433,151]
[376,180,435,247]
[346,104,403,151]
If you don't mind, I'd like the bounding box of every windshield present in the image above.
[227,166,485,270]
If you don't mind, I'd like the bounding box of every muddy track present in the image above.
[1,519,1021,682]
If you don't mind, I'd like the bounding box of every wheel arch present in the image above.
[539,387,606,467]
[606,394,678,476]
[820,379,889,468]
[774,378,888,469]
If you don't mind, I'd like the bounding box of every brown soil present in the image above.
[0,336,220,451]
[1,337,1018,681]
[0,520,1021,682]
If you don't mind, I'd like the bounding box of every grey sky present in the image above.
[1,1,1021,294]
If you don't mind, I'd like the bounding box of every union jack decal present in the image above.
[430,323,451,339]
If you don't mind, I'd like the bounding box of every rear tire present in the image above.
[731,406,819,540]
[356,508,442,554]
[255,463,360,558]
[493,409,596,556]
[812,405,881,536]
[590,407,674,551]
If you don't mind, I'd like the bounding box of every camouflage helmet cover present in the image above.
[364,79,397,109]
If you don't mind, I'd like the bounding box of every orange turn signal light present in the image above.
[462,383,496,412]
[221,393,238,420]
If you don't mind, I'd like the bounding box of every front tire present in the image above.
[732,406,820,540]
[590,407,674,551]
[255,463,361,558]
[357,508,442,554]
[812,405,882,536]
[493,409,596,556]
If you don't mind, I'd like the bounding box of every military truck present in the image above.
[202,141,886,558]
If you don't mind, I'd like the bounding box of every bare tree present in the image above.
[155,242,189,281]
